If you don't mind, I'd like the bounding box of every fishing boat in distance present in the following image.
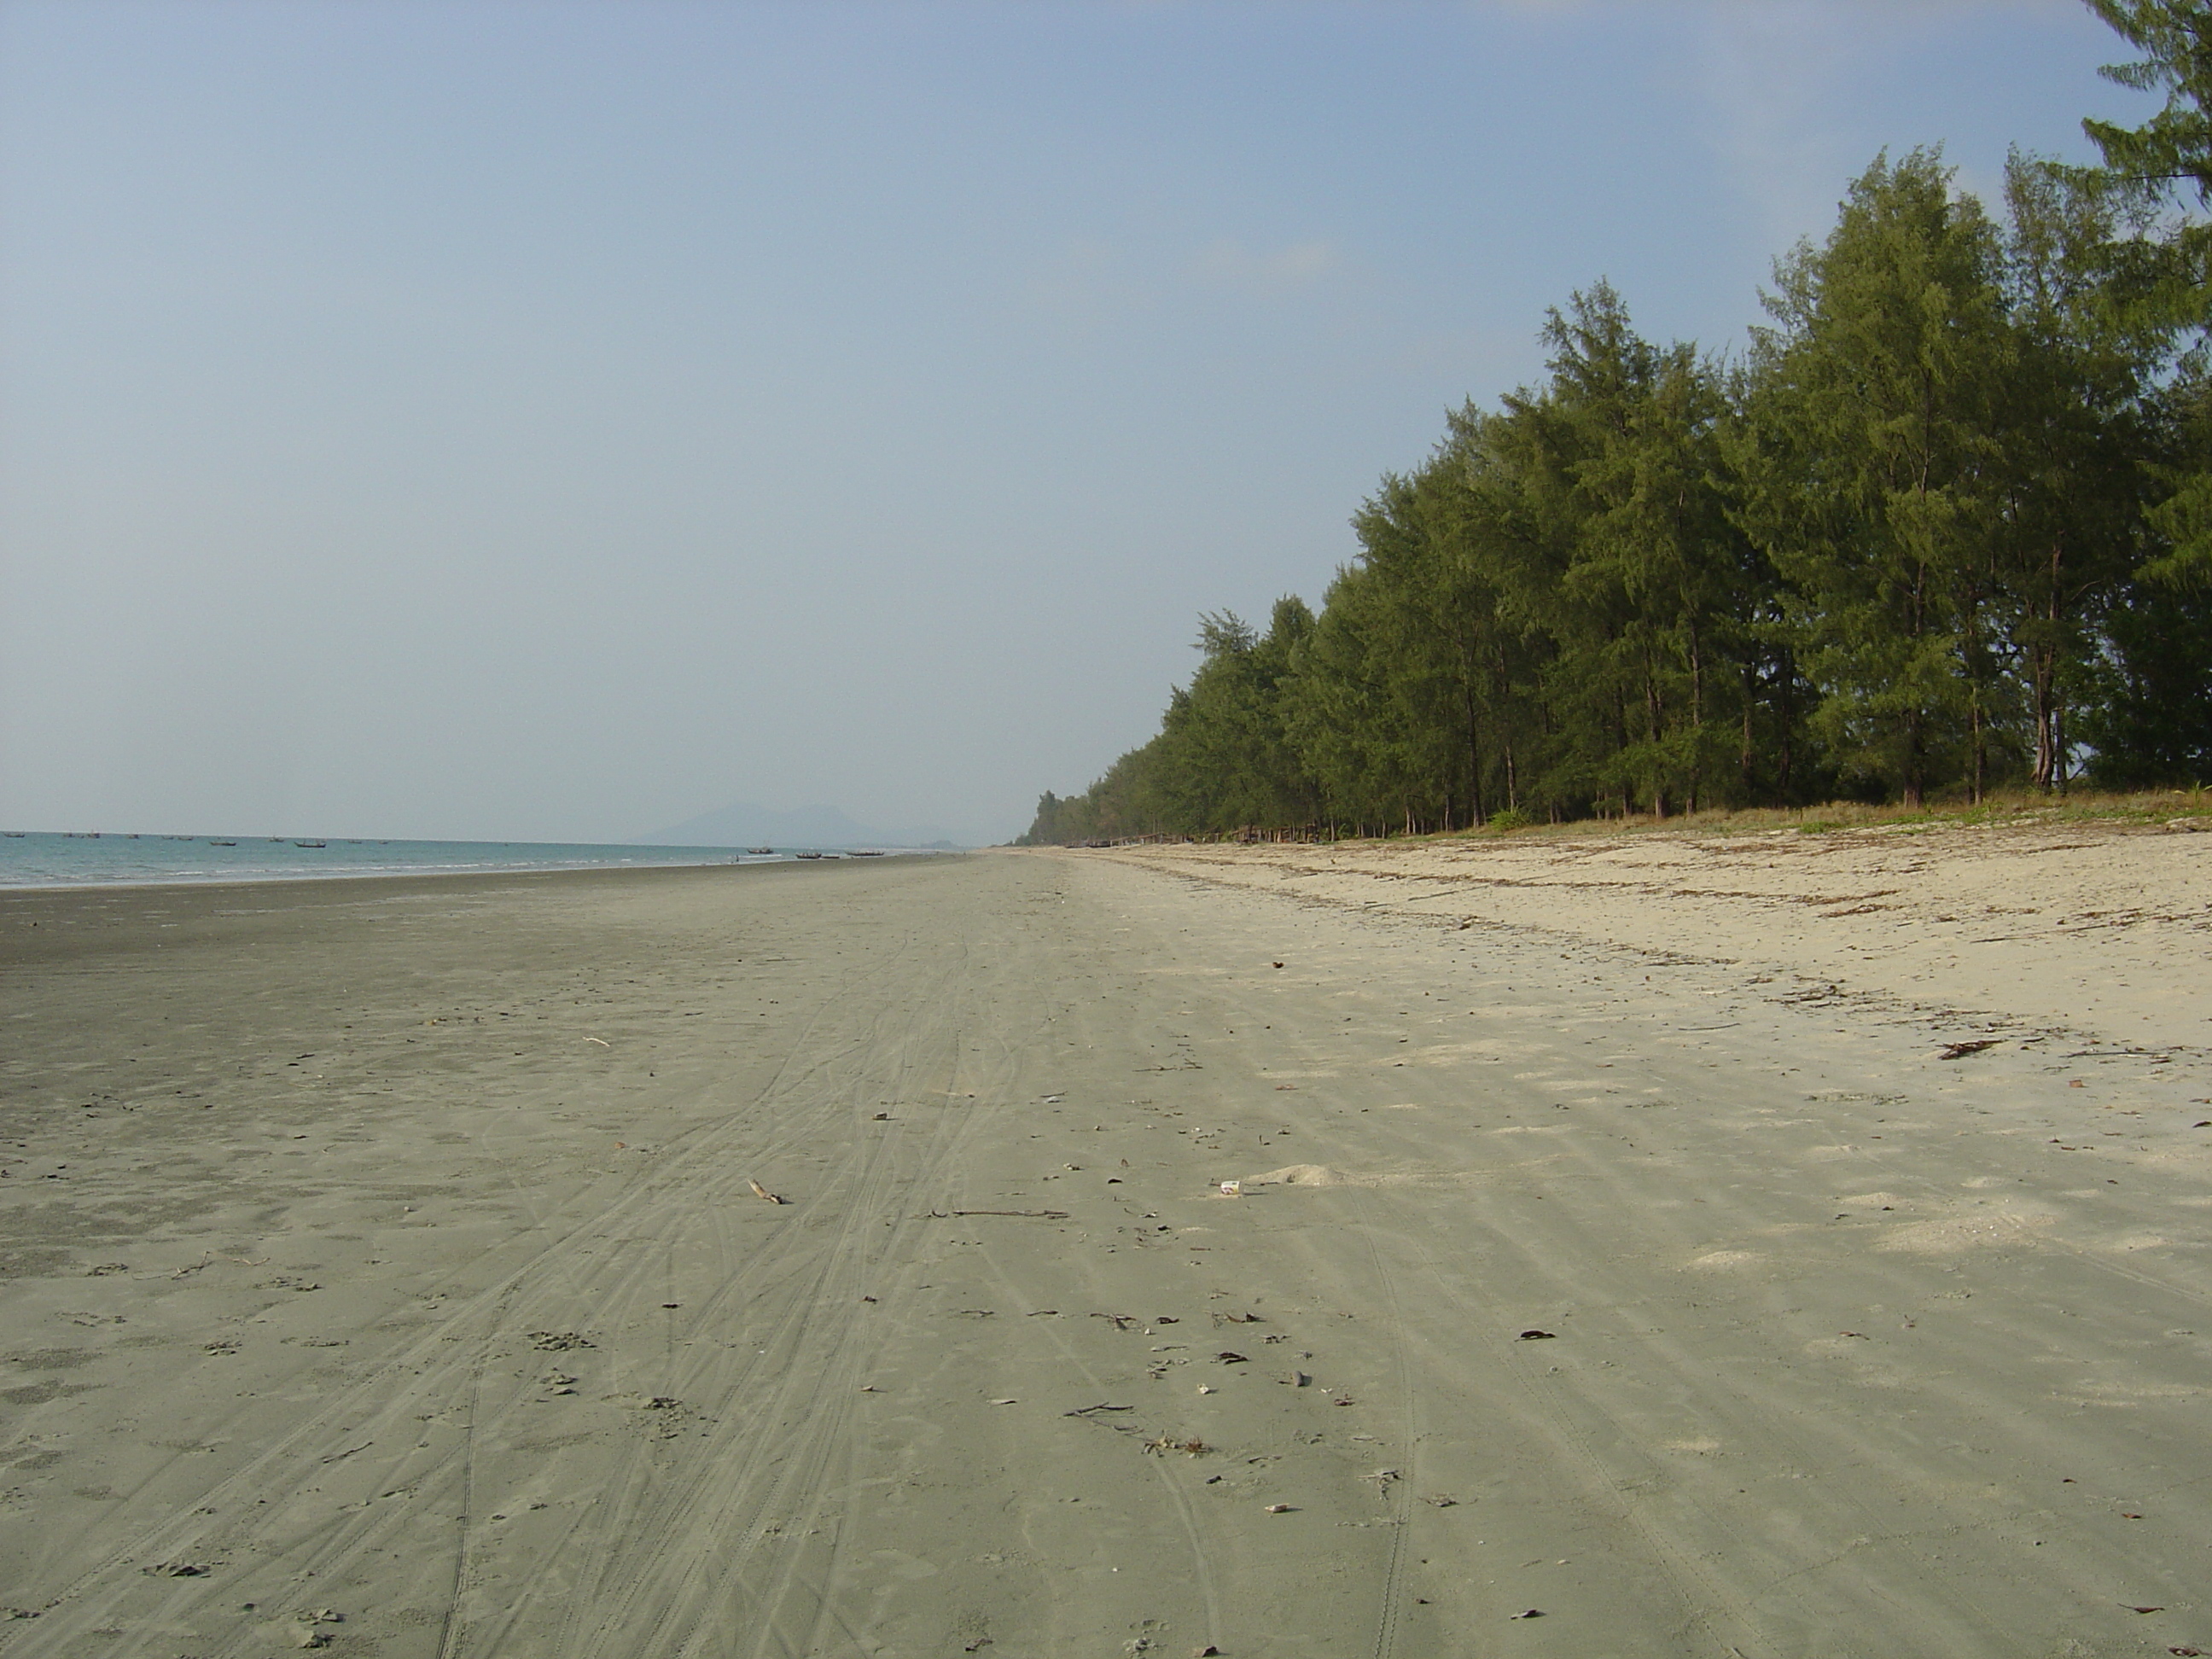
[795,851,825,860]
[294,841,327,848]
[209,840,237,847]
[746,847,776,856]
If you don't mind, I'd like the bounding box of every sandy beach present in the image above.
[3,833,2209,1656]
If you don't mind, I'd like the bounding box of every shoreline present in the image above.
[0,845,957,899]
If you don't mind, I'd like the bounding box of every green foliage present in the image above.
[2079,3,2212,588]
[1505,283,1758,817]
[2083,2,2212,216]
[1021,18,2212,842]
[2077,572,2212,784]
[1739,149,2014,806]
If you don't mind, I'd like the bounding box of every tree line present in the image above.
[1022,2,2212,847]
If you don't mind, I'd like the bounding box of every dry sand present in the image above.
[1,831,2208,1656]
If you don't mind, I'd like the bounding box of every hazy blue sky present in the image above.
[0,0,2155,844]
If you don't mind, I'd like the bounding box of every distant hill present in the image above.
[633,801,961,849]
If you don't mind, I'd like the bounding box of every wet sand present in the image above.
[1,840,2208,1656]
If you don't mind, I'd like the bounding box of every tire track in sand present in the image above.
[543,934,1053,1658]
[0,890,1039,1657]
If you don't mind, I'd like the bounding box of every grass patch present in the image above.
[1359,785,2212,847]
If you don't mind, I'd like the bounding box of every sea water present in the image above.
[0,831,832,890]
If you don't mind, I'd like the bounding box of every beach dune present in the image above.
[2,836,2208,1656]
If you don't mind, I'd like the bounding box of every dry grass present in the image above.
[1407,785,2212,845]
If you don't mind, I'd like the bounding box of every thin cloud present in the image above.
[1024,236,1155,331]
[1476,0,2075,11]
[1691,3,1874,252]
[1190,237,1338,297]
[1689,0,2104,258]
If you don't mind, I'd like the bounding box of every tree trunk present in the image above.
[1616,686,1632,820]
[1970,698,1985,806]
[1905,708,1925,809]
[1686,615,1704,814]
[1647,666,1668,819]
[1463,678,1485,825]
[2031,640,2058,790]
[1777,647,1796,800]
[1740,658,1756,800]
[2032,544,2064,790]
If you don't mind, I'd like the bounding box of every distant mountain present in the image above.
[632,801,962,849]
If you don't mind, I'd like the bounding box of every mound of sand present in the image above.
[1248,1163,1348,1187]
